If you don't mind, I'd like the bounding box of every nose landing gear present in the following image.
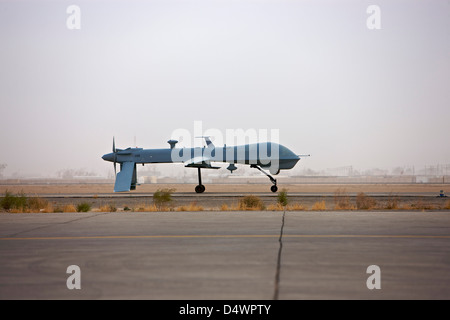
[251,165,278,193]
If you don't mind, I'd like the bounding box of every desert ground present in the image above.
[1,183,449,212]
[0,182,448,195]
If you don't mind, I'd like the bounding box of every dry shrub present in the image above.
[356,192,377,210]
[134,203,159,212]
[287,203,306,211]
[445,200,450,210]
[311,201,327,211]
[98,204,117,212]
[41,203,54,213]
[98,205,110,212]
[153,188,175,209]
[412,199,434,211]
[238,195,265,210]
[63,204,77,213]
[268,202,306,211]
[176,202,204,211]
[267,203,284,211]
[385,193,399,210]
[220,203,240,211]
[334,188,355,210]
[400,203,415,210]
[28,196,49,211]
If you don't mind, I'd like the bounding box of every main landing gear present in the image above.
[251,164,278,193]
[195,167,206,193]
[195,165,278,194]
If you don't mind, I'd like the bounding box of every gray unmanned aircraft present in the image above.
[102,137,308,193]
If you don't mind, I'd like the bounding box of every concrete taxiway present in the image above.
[0,211,449,299]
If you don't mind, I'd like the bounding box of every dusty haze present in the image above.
[0,0,449,178]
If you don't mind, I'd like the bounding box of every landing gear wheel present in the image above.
[251,164,279,193]
[195,185,205,193]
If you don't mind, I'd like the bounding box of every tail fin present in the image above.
[114,162,137,192]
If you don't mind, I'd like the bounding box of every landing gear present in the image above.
[195,167,205,193]
[195,184,205,193]
[251,165,278,193]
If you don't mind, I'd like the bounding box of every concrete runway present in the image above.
[0,211,449,299]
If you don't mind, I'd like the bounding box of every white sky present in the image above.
[0,0,449,177]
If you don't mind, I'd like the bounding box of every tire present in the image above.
[195,185,205,193]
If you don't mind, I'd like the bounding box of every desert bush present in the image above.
[1,191,55,213]
[28,196,49,211]
[286,203,306,211]
[220,203,241,211]
[153,188,175,209]
[356,192,377,210]
[238,195,265,210]
[63,204,77,213]
[311,201,327,211]
[267,203,284,211]
[445,200,450,210]
[99,204,117,212]
[412,199,434,211]
[385,193,399,210]
[334,188,355,210]
[41,203,54,213]
[277,189,289,207]
[176,202,204,211]
[1,190,28,211]
[134,203,158,212]
[76,202,91,212]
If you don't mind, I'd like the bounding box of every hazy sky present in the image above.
[0,0,449,177]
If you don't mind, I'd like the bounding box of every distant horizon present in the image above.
[1,162,449,180]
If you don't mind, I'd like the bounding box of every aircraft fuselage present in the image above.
[102,142,300,170]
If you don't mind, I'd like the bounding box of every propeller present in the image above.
[113,137,117,176]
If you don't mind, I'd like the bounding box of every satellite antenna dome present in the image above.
[167,140,178,149]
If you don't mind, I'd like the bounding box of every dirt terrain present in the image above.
[0,183,447,195]
[1,183,448,211]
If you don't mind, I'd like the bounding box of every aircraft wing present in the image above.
[184,157,220,169]
[114,161,136,192]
